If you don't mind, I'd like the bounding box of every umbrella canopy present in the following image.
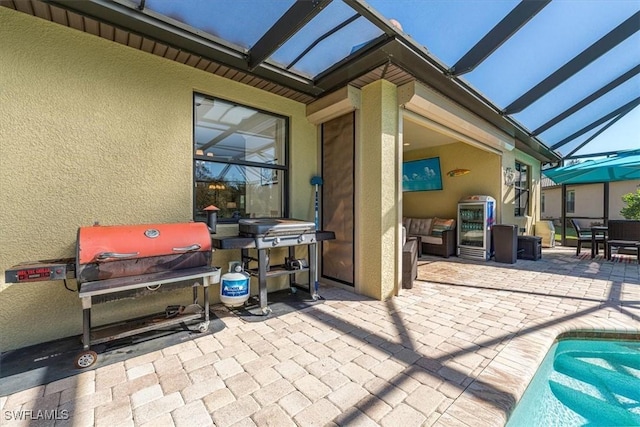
[544,150,640,184]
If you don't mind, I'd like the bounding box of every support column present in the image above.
[356,80,401,300]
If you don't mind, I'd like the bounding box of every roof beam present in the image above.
[504,11,640,114]
[315,37,560,162]
[533,64,640,135]
[42,0,325,96]
[565,105,636,158]
[287,14,360,70]
[36,0,561,163]
[248,0,332,71]
[448,0,550,76]
[550,96,640,150]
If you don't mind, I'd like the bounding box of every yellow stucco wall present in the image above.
[0,8,317,350]
[402,143,542,234]
[356,81,400,300]
[542,186,563,220]
[403,142,501,220]
[501,150,542,234]
[542,180,640,220]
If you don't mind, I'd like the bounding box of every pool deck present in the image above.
[1,246,639,426]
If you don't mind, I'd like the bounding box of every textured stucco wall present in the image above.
[0,8,316,351]
[357,80,400,300]
[542,180,640,221]
[403,142,501,220]
[501,150,542,234]
[402,143,542,234]
[542,187,563,219]
[574,184,606,218]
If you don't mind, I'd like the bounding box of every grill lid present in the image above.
[77,222,212,265]
[239,218,315,236]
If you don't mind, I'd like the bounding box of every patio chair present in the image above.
[570,219,605,256]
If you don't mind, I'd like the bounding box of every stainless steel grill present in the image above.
[239,218,317,249]
[213,218,334,315]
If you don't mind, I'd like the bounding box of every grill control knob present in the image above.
[273,237,281,246]
[298,235,305,243]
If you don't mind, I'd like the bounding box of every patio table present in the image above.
[590,225,608,258]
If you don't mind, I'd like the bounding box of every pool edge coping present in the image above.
[440,317,640,426]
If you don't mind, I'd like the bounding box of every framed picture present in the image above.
[260,168,278,186]
[402,157,443,192]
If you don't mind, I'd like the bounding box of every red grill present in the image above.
[76,222,213,282]
[5,221,220,369]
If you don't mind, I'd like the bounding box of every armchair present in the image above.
[402,228,418,289]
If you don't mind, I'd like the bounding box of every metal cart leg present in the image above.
[75,296,98,369]
[81,297,91,350]
[309,242,321,300]
[288,246,296,293]
[195,279,211,333]
[258,248,271,315]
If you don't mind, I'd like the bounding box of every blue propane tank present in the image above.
[220,262,250,307]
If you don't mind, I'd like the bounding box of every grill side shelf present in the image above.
[245,264,310,278]
[211,230,335,250]
[78,267,220,298]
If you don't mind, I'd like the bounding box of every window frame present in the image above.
[514,161,530,217]
[192,93,290,224]
[566,189,575,214]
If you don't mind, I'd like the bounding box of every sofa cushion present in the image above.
[422,235,443,245]
[431,218,455,237]
[408,218,432,236]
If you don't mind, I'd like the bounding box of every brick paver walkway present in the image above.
[1,246,639,426]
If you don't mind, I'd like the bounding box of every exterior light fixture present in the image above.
[504,167,517,186]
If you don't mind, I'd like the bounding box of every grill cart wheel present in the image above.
[197,322,209,333]
[74,350,98,369]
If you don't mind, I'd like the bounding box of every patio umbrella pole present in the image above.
[311,176,323,298]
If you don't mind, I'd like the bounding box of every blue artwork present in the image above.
[403,157,443,192]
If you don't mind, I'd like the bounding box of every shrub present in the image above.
[620,189,640,220]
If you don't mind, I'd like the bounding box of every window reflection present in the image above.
[515,161,530,217]
[194,94,287,223]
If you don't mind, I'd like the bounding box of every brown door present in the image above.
[321,113,355,286]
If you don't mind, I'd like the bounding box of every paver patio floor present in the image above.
[1,246,639,426]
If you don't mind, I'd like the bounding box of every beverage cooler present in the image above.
[457,195,496,260]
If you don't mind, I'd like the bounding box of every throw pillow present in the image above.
[431,218,455,237]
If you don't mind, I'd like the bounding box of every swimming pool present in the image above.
[507,339,640,426]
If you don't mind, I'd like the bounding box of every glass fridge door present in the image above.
[459,203,486,248]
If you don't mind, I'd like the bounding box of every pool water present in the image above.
[507,339,640,426]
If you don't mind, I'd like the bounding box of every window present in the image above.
[566,190,575,214]
[193,94,288,223]
[541,193,545,214]
[514,161,530,217]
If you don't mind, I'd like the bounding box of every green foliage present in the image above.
[620,189,640,220]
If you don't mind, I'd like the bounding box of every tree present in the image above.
[620,189,640,220]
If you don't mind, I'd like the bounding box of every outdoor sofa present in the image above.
[403,217,457,258]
